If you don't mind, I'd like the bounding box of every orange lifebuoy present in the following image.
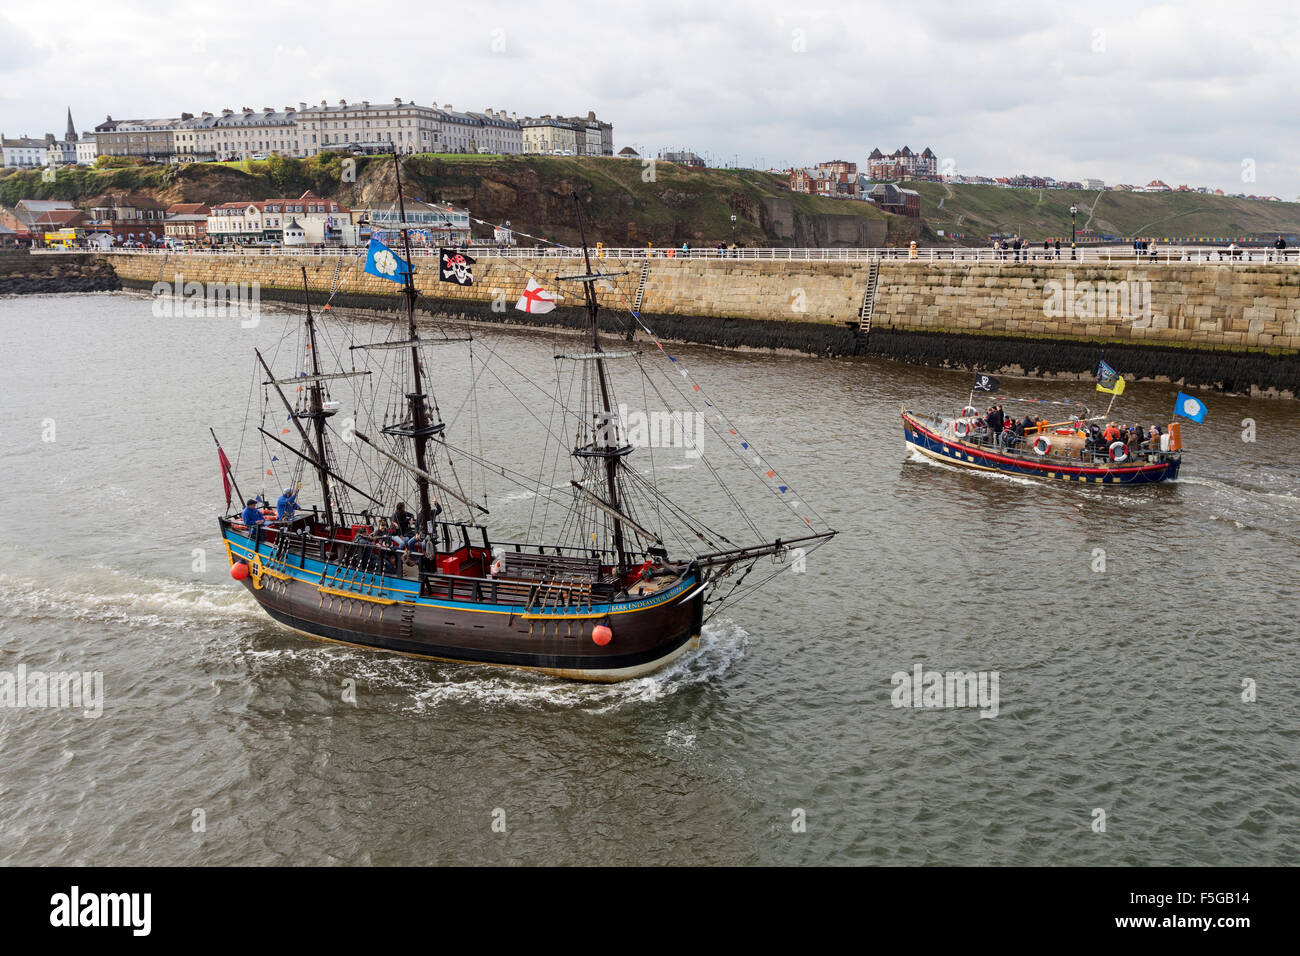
[1109,441,1129,463]
[1033,436,1052,455]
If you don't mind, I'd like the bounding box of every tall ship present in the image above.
[215,155,835,681]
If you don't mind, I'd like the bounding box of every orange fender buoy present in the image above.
[592,625,613,646]
[231,562,250,581]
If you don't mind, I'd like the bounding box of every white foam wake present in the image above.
[235,618,750,712]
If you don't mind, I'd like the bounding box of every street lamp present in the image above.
[1070,204,1078,259]
[730,214,737,253]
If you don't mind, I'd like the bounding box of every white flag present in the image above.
[514,277,560,314]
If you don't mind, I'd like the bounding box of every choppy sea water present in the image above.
[0,292,1295,865]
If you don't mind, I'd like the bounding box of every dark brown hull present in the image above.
[224,528,705,681]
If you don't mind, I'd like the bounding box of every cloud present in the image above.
[2,0,1297,198]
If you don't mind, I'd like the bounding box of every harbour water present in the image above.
[0,292,1296,865]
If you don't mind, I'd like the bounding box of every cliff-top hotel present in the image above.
[86,99,613,164]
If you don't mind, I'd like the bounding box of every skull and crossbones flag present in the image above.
[972,373,1001,392]
[439,248,476,286]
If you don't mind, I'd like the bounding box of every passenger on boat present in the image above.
[276,487,299,522]
[986,405,1005,440]
[241,498,266,545]
[417,499,443,536]
[1103,422,1122,444]
[392,501,417,548]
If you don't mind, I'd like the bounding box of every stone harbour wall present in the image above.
[99,252,1300,395]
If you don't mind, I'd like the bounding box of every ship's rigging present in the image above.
[227,153,835,620]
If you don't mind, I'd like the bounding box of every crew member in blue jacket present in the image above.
[276,487,299,522]
[241,498,266,544]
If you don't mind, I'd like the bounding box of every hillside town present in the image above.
[3,103,614,166]
[0,102,1291,250]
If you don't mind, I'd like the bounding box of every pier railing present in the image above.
[35,246,1300,265]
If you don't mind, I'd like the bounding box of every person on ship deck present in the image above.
[241,498,266,545]
[276,487,299,523]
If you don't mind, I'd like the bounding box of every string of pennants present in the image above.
[330,195,827,530]
[653,341,818,528]
[451,205,825,529]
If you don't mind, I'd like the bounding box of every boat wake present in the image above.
[0,568,263,633]
[1173,474,1300,504]
[904,448,1037,486]
[235,618,749,713]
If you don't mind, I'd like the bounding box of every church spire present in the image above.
[65,107,76,142]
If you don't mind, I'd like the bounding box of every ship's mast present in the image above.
[392,151,435,526]
[574,195,627,571]
[300,268,336,531]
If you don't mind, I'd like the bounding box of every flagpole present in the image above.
[210,427,244,513]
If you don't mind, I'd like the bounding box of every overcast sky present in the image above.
[3,0,1298,197]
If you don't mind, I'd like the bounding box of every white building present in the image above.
[207,191,349,244]
[520,112,612,156]
[296,98,445,156]
[1,135,46,168]
[1083,178,1105,190]
[467,109,522,154]
[189,108,301,161]
[76,134,98,165]
[359,198,471,244]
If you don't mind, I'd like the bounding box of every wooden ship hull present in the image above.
[902,409,1182,485]
[212,156,833,684]
[221,521,704,681]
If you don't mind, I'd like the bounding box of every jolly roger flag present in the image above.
[972,373,1001,392]
[439,248,476,286]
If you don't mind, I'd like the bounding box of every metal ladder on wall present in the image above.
[632,261,650,315]
[858,260,880,335]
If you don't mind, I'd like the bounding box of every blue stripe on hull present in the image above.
[222,529,696,613]
[902,414,1180,485]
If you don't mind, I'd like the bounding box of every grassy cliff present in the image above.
[908,180,1300,242]
[0,154,909,248]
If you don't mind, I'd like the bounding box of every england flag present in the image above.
[514,277,561,314]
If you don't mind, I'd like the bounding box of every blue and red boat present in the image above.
[901,398,1183,485]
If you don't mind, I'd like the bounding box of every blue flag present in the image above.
[1174,392,1207,423]
[364,238,409,283]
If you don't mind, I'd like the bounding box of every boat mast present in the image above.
[392,151,435,526]
[300,268,337,531]
[573,194,627,571]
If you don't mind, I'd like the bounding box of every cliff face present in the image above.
[2,155,910,248]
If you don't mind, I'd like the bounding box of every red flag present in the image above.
[211,429,234,510]
[218,445,233,509]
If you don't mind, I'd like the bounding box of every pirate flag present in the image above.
[972,373,1000,392]
[439,248,476,286]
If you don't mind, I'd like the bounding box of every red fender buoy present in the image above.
[592,625,613,646]
[231,562,250,581]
